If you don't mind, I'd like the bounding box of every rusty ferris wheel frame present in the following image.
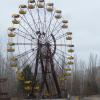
[7,0,74,98]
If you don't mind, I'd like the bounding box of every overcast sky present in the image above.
[0,0,100,62]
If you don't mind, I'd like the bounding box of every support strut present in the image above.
[39,53,50,95]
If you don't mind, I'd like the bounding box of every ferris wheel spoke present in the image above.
[51,44,67,46]
[29,55,36,68]
[49,20,58,34]
[35,3,43,31]
[50,46,66,60]
[55,29,66,40]
[22,15,37,38]
[56,34,66,40]
[51,21,62,33]
[54,55,66,75]
[56,44,67,46]
[50,29,66,44]
[19,23,33,35]
[50,28,63,43]
[48,28,62,43]
[21,51,36,69]
[55,50,73,61]
[46,12,55,32]
[27,9,39,31]
[19,23,30,33]
[46,12,55,37]
[20,16,35,32]
[16,48,35,58]
[46,13,53,37]
[16,29,42,42]
[56,48,70,56]
[14,43,36,45]
[27,55,36,68]
[53,27,63,37]
[19,23,37,39]
[43,3,47,33]
[47,19,62,39]
[16,28,34,38]
[19,53,36,71]
[55,52,67,64]
[53,57,64,71]
[47,21,62,39]
[15,32,34,42]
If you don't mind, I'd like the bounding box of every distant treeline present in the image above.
[0,52,100,97]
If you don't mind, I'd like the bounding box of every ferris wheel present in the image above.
[7,0,74,98]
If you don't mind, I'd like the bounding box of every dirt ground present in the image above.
[11,96,100,100]
[81,97,100,100]
[71,95,100,100]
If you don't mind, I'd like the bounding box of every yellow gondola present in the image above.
[19,4,27,8]
[7,47,15,52]
[12,14,20,18]
[55,15,62,19]
[8,33,16,37]
[11,64,17,67]
[66,32,72,35]
[62,24,68,28]
[37,3,44,8]
[67,44,74,47]
[12,19,20,24]
[55,10,62,14]
[24,86,32,91]
[68,49,74,53]
[8,27,16,31]
[46,7,53,12]
[17,72,24,81]
[66,36,72,40]
[37,0,44,8]
[8,42,15,46]
[67,56,74,60]
[55,10,62,19]
[28,0,35,3]
[28,4,35,9]
[38,0,44,2]
[46,3,54,12]
[64,68,71,71]
[34,86,40,90]
[44,91,50,96]
[67,61,74,65]
[19,10,26,15]
[47,3,54,7]
[59,77,65,81]
[10,57,18,61]
[62,20,68,23]
[24,81,32,85]
[19,5,27,14]
[63,73,71,76]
